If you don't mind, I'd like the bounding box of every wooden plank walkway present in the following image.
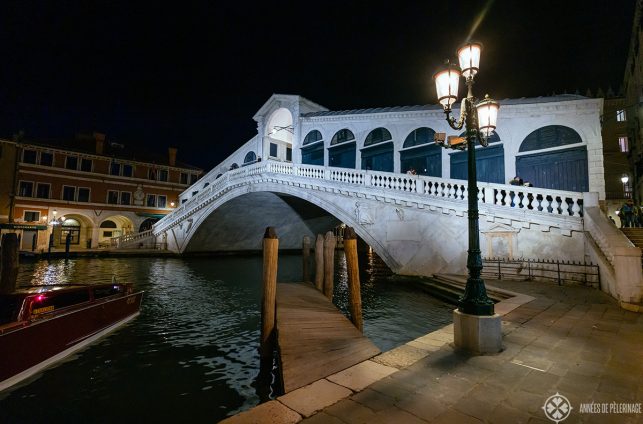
[276,282,380,393]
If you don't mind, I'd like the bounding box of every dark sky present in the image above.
[0,0,635,170]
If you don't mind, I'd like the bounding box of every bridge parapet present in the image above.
[155,160,586,237]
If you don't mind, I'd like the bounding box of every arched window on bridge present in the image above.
[243,151,257,166]
[361,128,393,172]
[516,125,587,191]
[400,127,441,176]
[301,130,324,166]
[449,131,504,183]
[328,129,356,169]
[229,163,239,170]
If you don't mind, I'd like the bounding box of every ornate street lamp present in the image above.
[433,41,499,316]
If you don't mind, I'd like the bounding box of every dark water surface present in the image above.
[0,252,453,423]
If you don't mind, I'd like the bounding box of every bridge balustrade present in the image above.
[155,160,586,235]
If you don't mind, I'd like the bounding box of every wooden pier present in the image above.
[276,282,380,393]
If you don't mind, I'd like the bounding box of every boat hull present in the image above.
[0,291,143,392]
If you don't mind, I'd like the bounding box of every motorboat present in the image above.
[0,282,143,392]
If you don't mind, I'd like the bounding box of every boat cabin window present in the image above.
[31,290,91,315]
[0,296,21,324]
[92,286,123,299]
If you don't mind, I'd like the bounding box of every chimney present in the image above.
[94,132,106,154]
[168,147,177,166]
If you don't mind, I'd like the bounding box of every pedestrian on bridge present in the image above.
[619,199,635,228]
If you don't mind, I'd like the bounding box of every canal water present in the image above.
[0,251,454,423]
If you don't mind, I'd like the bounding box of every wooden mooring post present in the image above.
[302,235,311,283]
[314,234,324,291]
[323,231,336,299]
[0,233,19,295]
[343,227,363,332]
[260,227,278,359]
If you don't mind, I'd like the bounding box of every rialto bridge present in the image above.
[144,94,642,308]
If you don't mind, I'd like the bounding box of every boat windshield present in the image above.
[0,296,22,325]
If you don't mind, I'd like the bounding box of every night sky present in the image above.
[0,0,635,170]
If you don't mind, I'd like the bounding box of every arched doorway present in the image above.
[139,218,158,232]
[515,126,588,191]
[265,107,294,162]
[400,127,441,176]
[328,129,356,168]
[301,130,324,165]
[361,128,393,172]
[51,213,94,248]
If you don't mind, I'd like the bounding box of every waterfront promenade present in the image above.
[223,278,643,423]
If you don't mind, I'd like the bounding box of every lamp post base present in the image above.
[453,309,503,355]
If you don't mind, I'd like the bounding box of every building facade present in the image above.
[0,133,202,250]
[624,0,643,201]
[602,93,632,224]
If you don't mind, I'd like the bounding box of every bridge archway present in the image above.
[516,125,588,191]
[173,184,400,271]
[400,127,441,176]
[265,107,294,162]
[449,131,504,183]
[361,128,393,172]
[301,130,324,166]
[329,129,356,169]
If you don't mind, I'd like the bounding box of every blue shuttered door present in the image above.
[516,147,588,192]
[361,142,394,172]
[302,144,324,166]
[329,142,356,169]
[450,144,505,183]
[400,144,442,176]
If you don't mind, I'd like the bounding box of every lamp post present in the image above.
[433,42,499,316]
[622,174,630,198]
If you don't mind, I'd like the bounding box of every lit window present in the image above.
[616,109,627,122]
[23,149,37,164]
[107,191,119,204]
[80,158,92,172]
[157,195,167,208]
[40,152,53,166]
[110,162,121,176]
[62,186,76,201]
[120,192,131,205]
[19,181,33,197]
[65,156,78,170]
[77,188,90,202]
[35,183,50,199]
[619,136,629,153]
[24,211,40,222]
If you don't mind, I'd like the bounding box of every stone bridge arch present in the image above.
[166,182,403,270]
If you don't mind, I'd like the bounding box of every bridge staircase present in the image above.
[620,228,643,267]
[621,227,643,249]
[109,229,158,249]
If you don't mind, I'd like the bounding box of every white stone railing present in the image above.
[155,160,586,235]
[110,229,154,248]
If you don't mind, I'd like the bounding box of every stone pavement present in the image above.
[223,279,643,423]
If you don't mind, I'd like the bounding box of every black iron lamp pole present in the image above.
[433,42,499,316]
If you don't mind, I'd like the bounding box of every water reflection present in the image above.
[1,253,453,423]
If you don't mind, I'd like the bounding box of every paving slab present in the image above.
[326,360,398,392]
[219,400,301,424]
[278,379,352,418]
